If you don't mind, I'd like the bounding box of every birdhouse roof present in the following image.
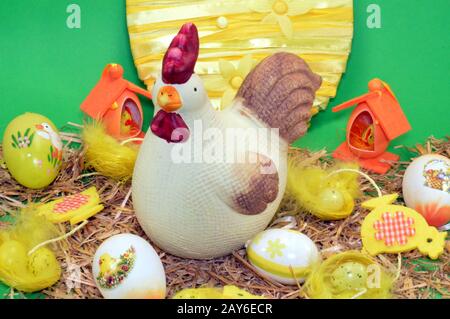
[369,88,411,140]
[333,79,411,140]
[80,64,151,119]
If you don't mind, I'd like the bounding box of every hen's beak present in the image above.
[157,86,182,112]
[35,124,44,130]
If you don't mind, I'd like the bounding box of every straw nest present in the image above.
[0,130,449,299]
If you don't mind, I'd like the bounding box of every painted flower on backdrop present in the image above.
[249,0,315,38]
[205,55,255,109]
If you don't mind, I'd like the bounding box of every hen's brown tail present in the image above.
[236,52,321,143]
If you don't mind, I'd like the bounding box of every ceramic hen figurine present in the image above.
[132,23,321,259]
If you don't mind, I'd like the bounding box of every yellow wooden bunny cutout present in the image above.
[361,194,446,260]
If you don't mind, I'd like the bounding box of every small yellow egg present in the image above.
[0,240,29,276]
[28,247,60,278]
[318,188,345,211]
[330,262,368,293]
[2,113,62,189]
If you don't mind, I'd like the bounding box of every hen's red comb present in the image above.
[162,23,199,85]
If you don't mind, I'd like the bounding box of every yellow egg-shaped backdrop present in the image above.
[126,0,353,113]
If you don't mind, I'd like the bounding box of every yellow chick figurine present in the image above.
[287,162,360,220]
[120,109,132,135]
[361,194,447,260]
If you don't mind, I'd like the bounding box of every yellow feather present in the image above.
[0,206,61,292]
[82,122,139,181]
[287,160,361,220]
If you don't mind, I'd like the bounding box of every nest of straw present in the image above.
[0,132,448,299]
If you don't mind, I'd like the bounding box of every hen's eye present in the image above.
[194,87,197,92]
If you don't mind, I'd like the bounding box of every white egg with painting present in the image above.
[402,154,450,228]
[92,233,166,299]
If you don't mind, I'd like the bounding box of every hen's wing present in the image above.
[235,52,321,143]
[217,152,279,216]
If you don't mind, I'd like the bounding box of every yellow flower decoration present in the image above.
[250,0,315,38]
[265,238,286,259]
[205,55,255,109]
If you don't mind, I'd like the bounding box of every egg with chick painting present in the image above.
[92,234,166,299]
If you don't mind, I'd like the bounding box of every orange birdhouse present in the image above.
[80,63,152,141]
[332,79,411,174]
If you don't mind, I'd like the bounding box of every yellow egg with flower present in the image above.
[2,113,62,189]
[246,229,320,285]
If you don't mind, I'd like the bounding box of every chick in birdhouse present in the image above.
[286,161,360,220]
[120,105,141,136]
[80,63,151,141]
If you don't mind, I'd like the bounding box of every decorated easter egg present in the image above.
[92,234,166,299]
[0,240,29,276]
[330,262,368,293]
[2,113,62,189]
[28,247,60,277]
[304,251,394,299]
[402,154,450,227]
[0,241,61,292]
[318,188,347,212]
[246,229,320,285]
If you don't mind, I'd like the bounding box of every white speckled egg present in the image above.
[246,229,320,285]
[92,234,166,299]
[402,154,450,227]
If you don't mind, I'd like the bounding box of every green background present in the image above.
[1,0,449,157]
[0,0,449,298]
